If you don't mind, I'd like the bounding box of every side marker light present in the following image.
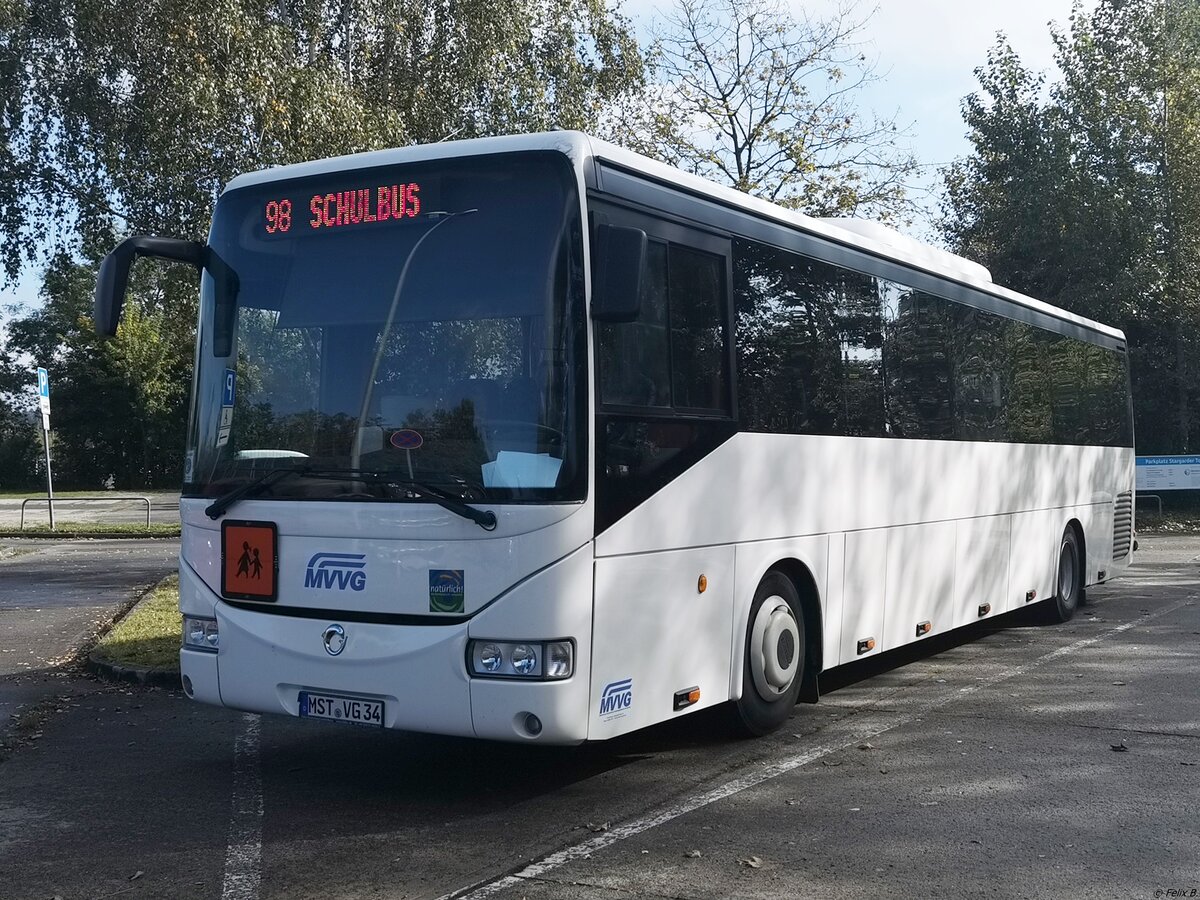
[978,603,991,617]
[673,686,701,710]
[697,574,707,593]
[1025,590,1037,603]
[857,637,876,655]
[916,621,932,637]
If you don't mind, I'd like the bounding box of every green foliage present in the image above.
[941,0,1200,452]
[0,0,643,487]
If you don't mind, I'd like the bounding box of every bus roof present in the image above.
[224,131,1125,344]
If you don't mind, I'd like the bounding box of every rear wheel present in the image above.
[732,571,805,736]
[1045,526,1082,623]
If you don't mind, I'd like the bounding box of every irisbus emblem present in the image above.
[304,553,367,591]
[599,678,633,720]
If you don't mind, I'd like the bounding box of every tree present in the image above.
[608,0,918,221]
[940,0,1200,453]
[0,0,644,486]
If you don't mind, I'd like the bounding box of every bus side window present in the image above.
[598,241,670,407]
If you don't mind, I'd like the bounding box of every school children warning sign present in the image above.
[221,520,278,601]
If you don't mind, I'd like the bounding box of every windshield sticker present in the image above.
[217,369,236,448]
[429,569,465,613]
[390,429,424,450]
[599,679,633,721]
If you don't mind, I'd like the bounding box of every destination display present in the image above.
[261,175,439,237]
[1135,455,1200,491]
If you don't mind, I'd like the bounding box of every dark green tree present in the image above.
[0,0,644,486]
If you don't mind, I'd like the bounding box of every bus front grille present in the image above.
[1112,492,1133,560]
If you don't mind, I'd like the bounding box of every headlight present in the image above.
[183,616,219,652]
[545,641,572,678]
[468,639,573,680]
[479,643,503,672]
[511,644,537,675]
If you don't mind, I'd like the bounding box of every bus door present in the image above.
[589,203,739,737]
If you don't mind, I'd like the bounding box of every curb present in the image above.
[86,653,181,689]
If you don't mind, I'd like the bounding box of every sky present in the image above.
[0,0,1092,318]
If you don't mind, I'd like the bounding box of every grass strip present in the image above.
[0,522,181,537]
[92,575,181,671]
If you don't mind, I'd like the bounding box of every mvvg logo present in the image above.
[598,678,633,719]
[304,553,367,591]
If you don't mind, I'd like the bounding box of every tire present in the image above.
[1044,526,1083,624]
[731,571,806,736]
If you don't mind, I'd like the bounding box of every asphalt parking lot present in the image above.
[1,535,1197,900]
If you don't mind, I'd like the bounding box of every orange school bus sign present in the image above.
[221,520,278,601]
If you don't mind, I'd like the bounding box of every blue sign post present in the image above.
[35,366,54,529]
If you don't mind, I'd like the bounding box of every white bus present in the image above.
[94,132,1135,742]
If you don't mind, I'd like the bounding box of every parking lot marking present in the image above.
[222,714,263,900]
[439,597,1195,900]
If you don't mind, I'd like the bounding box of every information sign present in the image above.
[1135,456,1200,491]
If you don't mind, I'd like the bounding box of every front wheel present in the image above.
[731,571,805,736]
[1044,526,1083,623]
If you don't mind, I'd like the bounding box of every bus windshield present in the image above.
[185,151,586,504]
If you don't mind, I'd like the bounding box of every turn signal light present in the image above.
[857,637,876,655]
[915,621,932,637]
[978,603,991,617]
[673,686,701,710]
[1025,590,1037,603]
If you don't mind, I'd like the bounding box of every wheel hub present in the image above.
[750,597,801,698]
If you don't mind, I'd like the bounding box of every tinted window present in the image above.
[670,246,728,411]
[599,242,669,407]
[882,284,954,439]
[595,227,734,531]
[599,240,730,412]
[734,239,883,436]
[732,236,1131,447]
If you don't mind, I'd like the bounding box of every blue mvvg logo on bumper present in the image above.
[304,553,367,591]
[598,678,633,719]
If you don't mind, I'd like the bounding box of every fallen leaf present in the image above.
[739,856,763,868]
[130,871,144,881]
[1111,681,1127,686]
[586,822,609,832]
[858,742,874,751]
[684,850,702,858]
[1111,743,1129,752]
[822,759,842,767]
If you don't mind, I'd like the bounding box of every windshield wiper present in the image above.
[205,465,311,519]
[382,475,498,531]
[205,466,498,530]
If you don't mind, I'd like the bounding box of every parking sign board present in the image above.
[36,367,50,429]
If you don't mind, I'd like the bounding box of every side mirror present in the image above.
[590,224,647,322]
[94,236,206,336]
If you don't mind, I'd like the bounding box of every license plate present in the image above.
[298,691,383,727]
